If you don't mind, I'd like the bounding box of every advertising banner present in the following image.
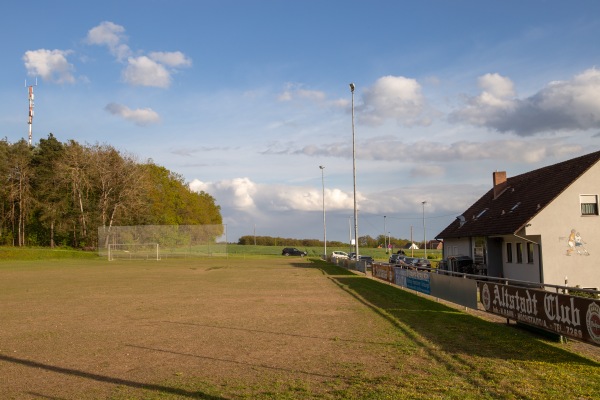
[372,263,394,283]
[394,267,431,295]
[479,282,600,346]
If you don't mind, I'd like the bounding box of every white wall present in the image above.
[500,234,541,283]
[442,237,471,259]
[526,163,600,288]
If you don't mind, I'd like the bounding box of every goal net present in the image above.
[98,224,227,260]
[108,243,160,261]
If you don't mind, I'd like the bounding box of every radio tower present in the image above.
[26,78,37,146]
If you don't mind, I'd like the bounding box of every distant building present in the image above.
[404,242,419,250]
[426,240,443,250]
[436,150,600,289]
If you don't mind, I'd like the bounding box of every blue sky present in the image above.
[2,1,600,245]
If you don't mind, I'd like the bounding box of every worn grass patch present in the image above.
[0,257,598,399]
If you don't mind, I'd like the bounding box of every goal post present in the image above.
[99,224,227,260]
[107,243,160,261]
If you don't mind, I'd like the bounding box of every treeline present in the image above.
[237,235,348,247]
[0,134,222,248]
[237,234,413,248]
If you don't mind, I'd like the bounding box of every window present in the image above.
[516,243,523,263]
[580,195,599,216]
[506,243,513,263]
[527,243,534,264]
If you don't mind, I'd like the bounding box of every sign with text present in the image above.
[394,267,431,295]
[372,263,394,283]
[479,282,600,346]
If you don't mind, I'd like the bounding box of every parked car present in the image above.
[331,251,349,259]
[400,257,419,267]
[359,255,374,265]
[282,247,307,257]
[413,258,431,267]
[389,253,407,264]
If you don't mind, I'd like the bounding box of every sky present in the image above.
[2,0,600,245]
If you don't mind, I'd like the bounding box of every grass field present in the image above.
[0,252,599,399]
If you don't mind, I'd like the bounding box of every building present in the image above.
[426,240,443,250]
[436,150,600,289]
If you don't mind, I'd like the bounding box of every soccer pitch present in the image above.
[1,257,599,399]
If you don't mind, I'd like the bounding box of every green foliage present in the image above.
[0,135,223,249]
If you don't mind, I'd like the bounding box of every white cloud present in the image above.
[148,51,192,68]
[478,73,516,98]
[23,49,75,84]
[85,22,191,88]
[279,137,582,164]
[188,177,481,242]
[190,177,355,214]
[451,68,600,135]
[360,75,433,126]
[122,56,171,88]
[278,83,327,103]
[104,102,160,126]
[190,178,257,210]
[86,21,131,60]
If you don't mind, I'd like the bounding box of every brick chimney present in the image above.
[493,171,507,199]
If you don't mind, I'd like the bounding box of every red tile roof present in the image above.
[436,150,600,239]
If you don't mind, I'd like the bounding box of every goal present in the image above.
[107,243,160,261]
[98,225,227,259]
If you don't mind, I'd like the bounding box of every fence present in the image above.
[369,262,600,347]
[98,224,227,259]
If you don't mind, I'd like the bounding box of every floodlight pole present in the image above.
[422,201,427,259]
[350,83,359,261]
[384,215,387,253]
[319,165,326,259]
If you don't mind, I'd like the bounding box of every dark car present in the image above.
[282,247,307,257]
[413,258,431,267]
[400,257,418,267]
[359,255,374,265]
[389,253,406,264]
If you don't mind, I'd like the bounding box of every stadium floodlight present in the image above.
[320,165,326,259]
[422,201,427,259]
[350,83,359,263]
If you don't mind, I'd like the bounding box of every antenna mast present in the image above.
[26,78,37,146]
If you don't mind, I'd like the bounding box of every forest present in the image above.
[0,134,222,249]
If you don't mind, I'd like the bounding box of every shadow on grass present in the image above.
[305,259,599,367]
[291,258,356,276]
[0,353,225,399]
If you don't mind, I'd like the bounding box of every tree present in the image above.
[55,140,93,247]
[89,144,151,247]
[6,140,34,246]
[30,133,66,247]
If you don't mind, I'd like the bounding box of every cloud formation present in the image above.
[451,68,600,135]
[104,103,160,126]
[266,137,583,164]
[189,177,354,214]
[122,56,171,88]
[23,49,75,84]
[359,75,433,126]
[86,21,191,88]
[85,21,131,60]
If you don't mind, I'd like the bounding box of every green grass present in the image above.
[0,245,441,263]
[0,255,598,399]
[225,244,442,261]
[0,246,99,261]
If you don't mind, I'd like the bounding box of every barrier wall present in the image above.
[370,262,600,347]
